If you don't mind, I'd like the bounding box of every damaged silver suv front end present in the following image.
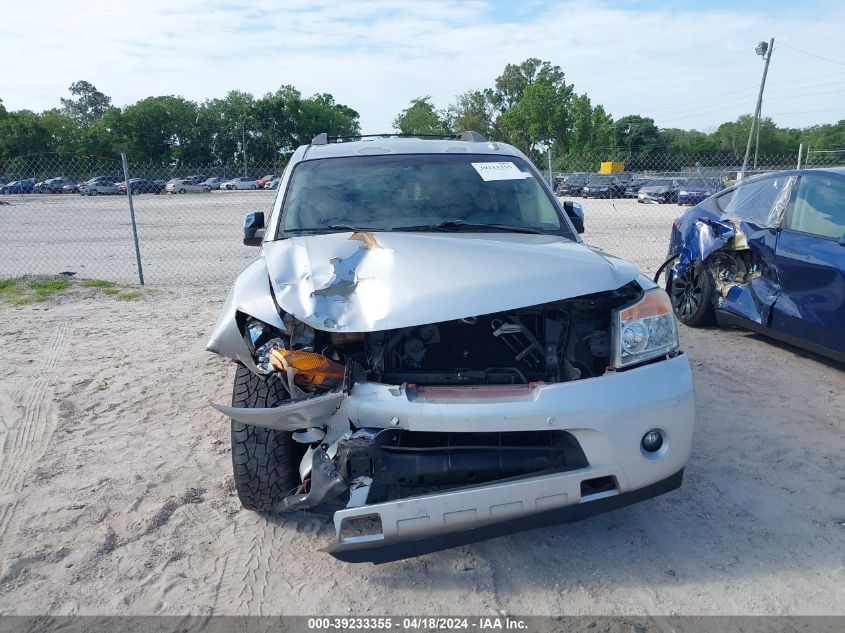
[208,135,695,563]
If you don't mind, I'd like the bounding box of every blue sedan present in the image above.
[0,179,35,194]
[658,168,845,363]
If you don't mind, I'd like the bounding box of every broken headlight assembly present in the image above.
[243,315,343,390]
[611,288,678,368]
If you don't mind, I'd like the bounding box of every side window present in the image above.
[716,176,786,226]
[785,175,845,239]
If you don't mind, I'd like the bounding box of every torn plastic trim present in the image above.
[210,390,345,432]
[278,447,347,511]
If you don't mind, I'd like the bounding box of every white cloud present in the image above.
[2,0,843,133]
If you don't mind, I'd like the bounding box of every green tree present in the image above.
[591,105,614,151]
[295,92,360,143]
[446,90,494,137]
[60,81,112,126]
[39,109,83,155]
[393,97,449,135]
[0,110,54,160]
[614,115,660,154]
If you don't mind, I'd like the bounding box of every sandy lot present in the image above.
[0,191,681,284]
[0,286,842,616]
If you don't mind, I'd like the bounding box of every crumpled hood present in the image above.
[262,232,640,332]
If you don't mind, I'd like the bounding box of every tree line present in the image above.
[2,60,843,170]
[0,81,360,168]
[394,58,845,166]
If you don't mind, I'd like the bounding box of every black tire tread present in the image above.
[230,365,296,511]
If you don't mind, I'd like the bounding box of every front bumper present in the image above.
[328,468,684,563]
[216,350,694,563]
[326,353,695,562]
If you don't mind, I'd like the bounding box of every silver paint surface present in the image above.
[263,232,641,333]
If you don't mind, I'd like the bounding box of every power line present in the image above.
[768,88,845,100]
[657,89,843,123]
[767,69,845,86]
[631,71,845,118]
[765,108,844,117]
[646,82,845,123]
[779,43,845,67]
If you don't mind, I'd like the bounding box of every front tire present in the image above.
[230,365,298,511]
[669,261,716,327]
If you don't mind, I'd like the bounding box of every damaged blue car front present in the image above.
[658,168,845,363]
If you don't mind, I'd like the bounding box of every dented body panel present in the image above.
[263,232,642,333]
[206,259,287,373]
[663,168,845,360]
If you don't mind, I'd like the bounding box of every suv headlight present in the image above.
[611,288,678,368]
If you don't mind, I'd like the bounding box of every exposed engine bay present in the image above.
[248,281,641,391]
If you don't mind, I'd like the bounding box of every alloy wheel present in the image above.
[671,266,704,320]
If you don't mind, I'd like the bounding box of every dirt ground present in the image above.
[0,286,842,616]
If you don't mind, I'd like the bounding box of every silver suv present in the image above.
[208,132,695,563]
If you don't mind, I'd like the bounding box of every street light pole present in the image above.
[741,38,774,177]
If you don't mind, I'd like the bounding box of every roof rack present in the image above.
[310,131,487,145]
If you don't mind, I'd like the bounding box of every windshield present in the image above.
[682,179,713,190]
[587,175,615,184]
[279,154,571,238]
[645,179,674,187]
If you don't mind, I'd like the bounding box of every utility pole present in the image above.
[547,142,554,187]
[741,38,774,177]
[242,122,247,179]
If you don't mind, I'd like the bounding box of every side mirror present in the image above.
[243,211,265,246]
[563,200,585,234]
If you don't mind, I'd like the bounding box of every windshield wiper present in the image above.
[285,224,379,234]
[392,220,547,234]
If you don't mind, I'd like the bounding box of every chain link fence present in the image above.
[1,151,841,285]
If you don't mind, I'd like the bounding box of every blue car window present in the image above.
[785,175,845,239]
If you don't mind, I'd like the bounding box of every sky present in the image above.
[2,0,844,134]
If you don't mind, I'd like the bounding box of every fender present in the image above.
[206,258,285,373]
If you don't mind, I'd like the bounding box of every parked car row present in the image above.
[1,173,282,195]
[554,172,724,204]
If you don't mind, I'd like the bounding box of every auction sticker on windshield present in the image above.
[471,161,529,181]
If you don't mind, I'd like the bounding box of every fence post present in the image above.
[121,153,145,285]
[796,143,803,170]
